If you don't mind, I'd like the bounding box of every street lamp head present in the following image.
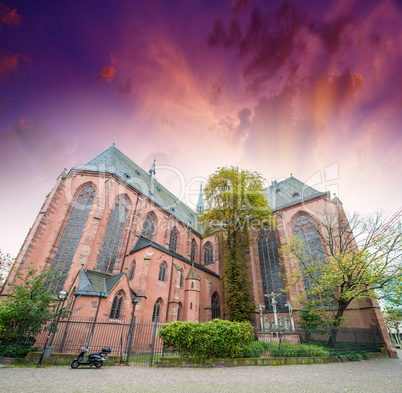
[58,290,68,300]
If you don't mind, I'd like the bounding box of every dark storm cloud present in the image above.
[207,19,242,48]
[235,107,252,138]
[232,0,251,15]
[309,17,355,55]
[207,1,361,95]
[0,119,75,178]
[118,77,133,97]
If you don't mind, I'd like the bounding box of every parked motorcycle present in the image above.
[71,346,111,369]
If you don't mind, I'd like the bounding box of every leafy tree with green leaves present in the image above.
[0,265,70,356]
[282,211,402,335]
[296,299,334,342]
[200,166,272,322]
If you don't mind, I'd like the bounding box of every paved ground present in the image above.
[1,352,402,393]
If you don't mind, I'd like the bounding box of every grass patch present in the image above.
[246,341,330,358]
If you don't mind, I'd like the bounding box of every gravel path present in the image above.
[1,353,402,393]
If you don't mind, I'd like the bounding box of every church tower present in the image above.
[196,183,204,215]
[185,263,201,321]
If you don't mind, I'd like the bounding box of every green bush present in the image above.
[158,319,254,364]
[0,343,32,358]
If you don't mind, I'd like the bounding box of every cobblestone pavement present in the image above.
[1,354,402,393]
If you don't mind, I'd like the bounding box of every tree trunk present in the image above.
[329,302,348,347]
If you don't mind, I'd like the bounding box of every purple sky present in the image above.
[1,0,402,257]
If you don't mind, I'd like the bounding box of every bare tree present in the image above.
[282,210,402,331]
[0,250,14,291]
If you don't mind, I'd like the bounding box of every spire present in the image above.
[196,183,204,215]
[149,158,156,179]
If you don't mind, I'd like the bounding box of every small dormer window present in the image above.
[135,170,140,176]
[171,207,175,212]
[156,186,161,192]
[149,190,154,196]
[292,192,299,197]
[124,173,131,179]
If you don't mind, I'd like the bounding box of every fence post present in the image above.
[149,316,159,367]
[125,316,136,366]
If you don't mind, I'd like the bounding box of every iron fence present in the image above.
[11,316,165,366]
[6,318,385,365]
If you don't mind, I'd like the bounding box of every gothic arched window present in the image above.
[179,269,183,288]
[158,261,167,282]
[169,227,178,252]
[257,228,287,312]
[128,260,136,281]
[204,242,213,265]
[97,196,130,273]
[142,213,155,240]
[50,185,96,292]
[109,292,123,319]
[152,298,161,322]
[211,292,220,319]
[292,214,326,292]
[191,239,196,262]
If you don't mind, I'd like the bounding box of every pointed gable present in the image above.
[264,176,328,211]
[75,269,125,297]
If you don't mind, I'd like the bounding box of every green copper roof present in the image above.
[72,145,201,233]
[264,176,328,211]
[186,264,201,281]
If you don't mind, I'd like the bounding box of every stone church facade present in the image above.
[0,145,393,353]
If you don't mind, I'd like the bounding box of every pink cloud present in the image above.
[0,52,20,81]
[97,65,117,84]
[0,3,21,28]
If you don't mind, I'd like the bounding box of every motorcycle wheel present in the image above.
[71,360,79,369]
[94,361,103,368]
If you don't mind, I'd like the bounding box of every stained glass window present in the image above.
[191,239,196,262]
[169,227,178,252]
[142,213,155,240]
[109,292,123,319]
[257,228,287,312]
[158,261,167,282]
[152,298,161,322]
[97,196,129,273]
[292,214,326,292]
[211,292,220,319]
[204,242,213,265]
[50,185,95,292]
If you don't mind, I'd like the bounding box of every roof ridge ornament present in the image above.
[149,158,156,179]
[196,183,204,216]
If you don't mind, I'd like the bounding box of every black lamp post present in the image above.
[37,289,68,367]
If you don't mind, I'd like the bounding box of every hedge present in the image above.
[158,319,254,364]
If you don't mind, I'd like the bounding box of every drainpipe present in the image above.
[125,298,139,365]
[88,296,101,350]
[166,255,174,322]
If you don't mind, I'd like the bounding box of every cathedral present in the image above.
[0,145,392,352]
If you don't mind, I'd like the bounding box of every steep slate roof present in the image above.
[264,176,328,211]
[72,145,200,232]
[130,236,220,278]
[75,269,125,297]
[72,146,327,234]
